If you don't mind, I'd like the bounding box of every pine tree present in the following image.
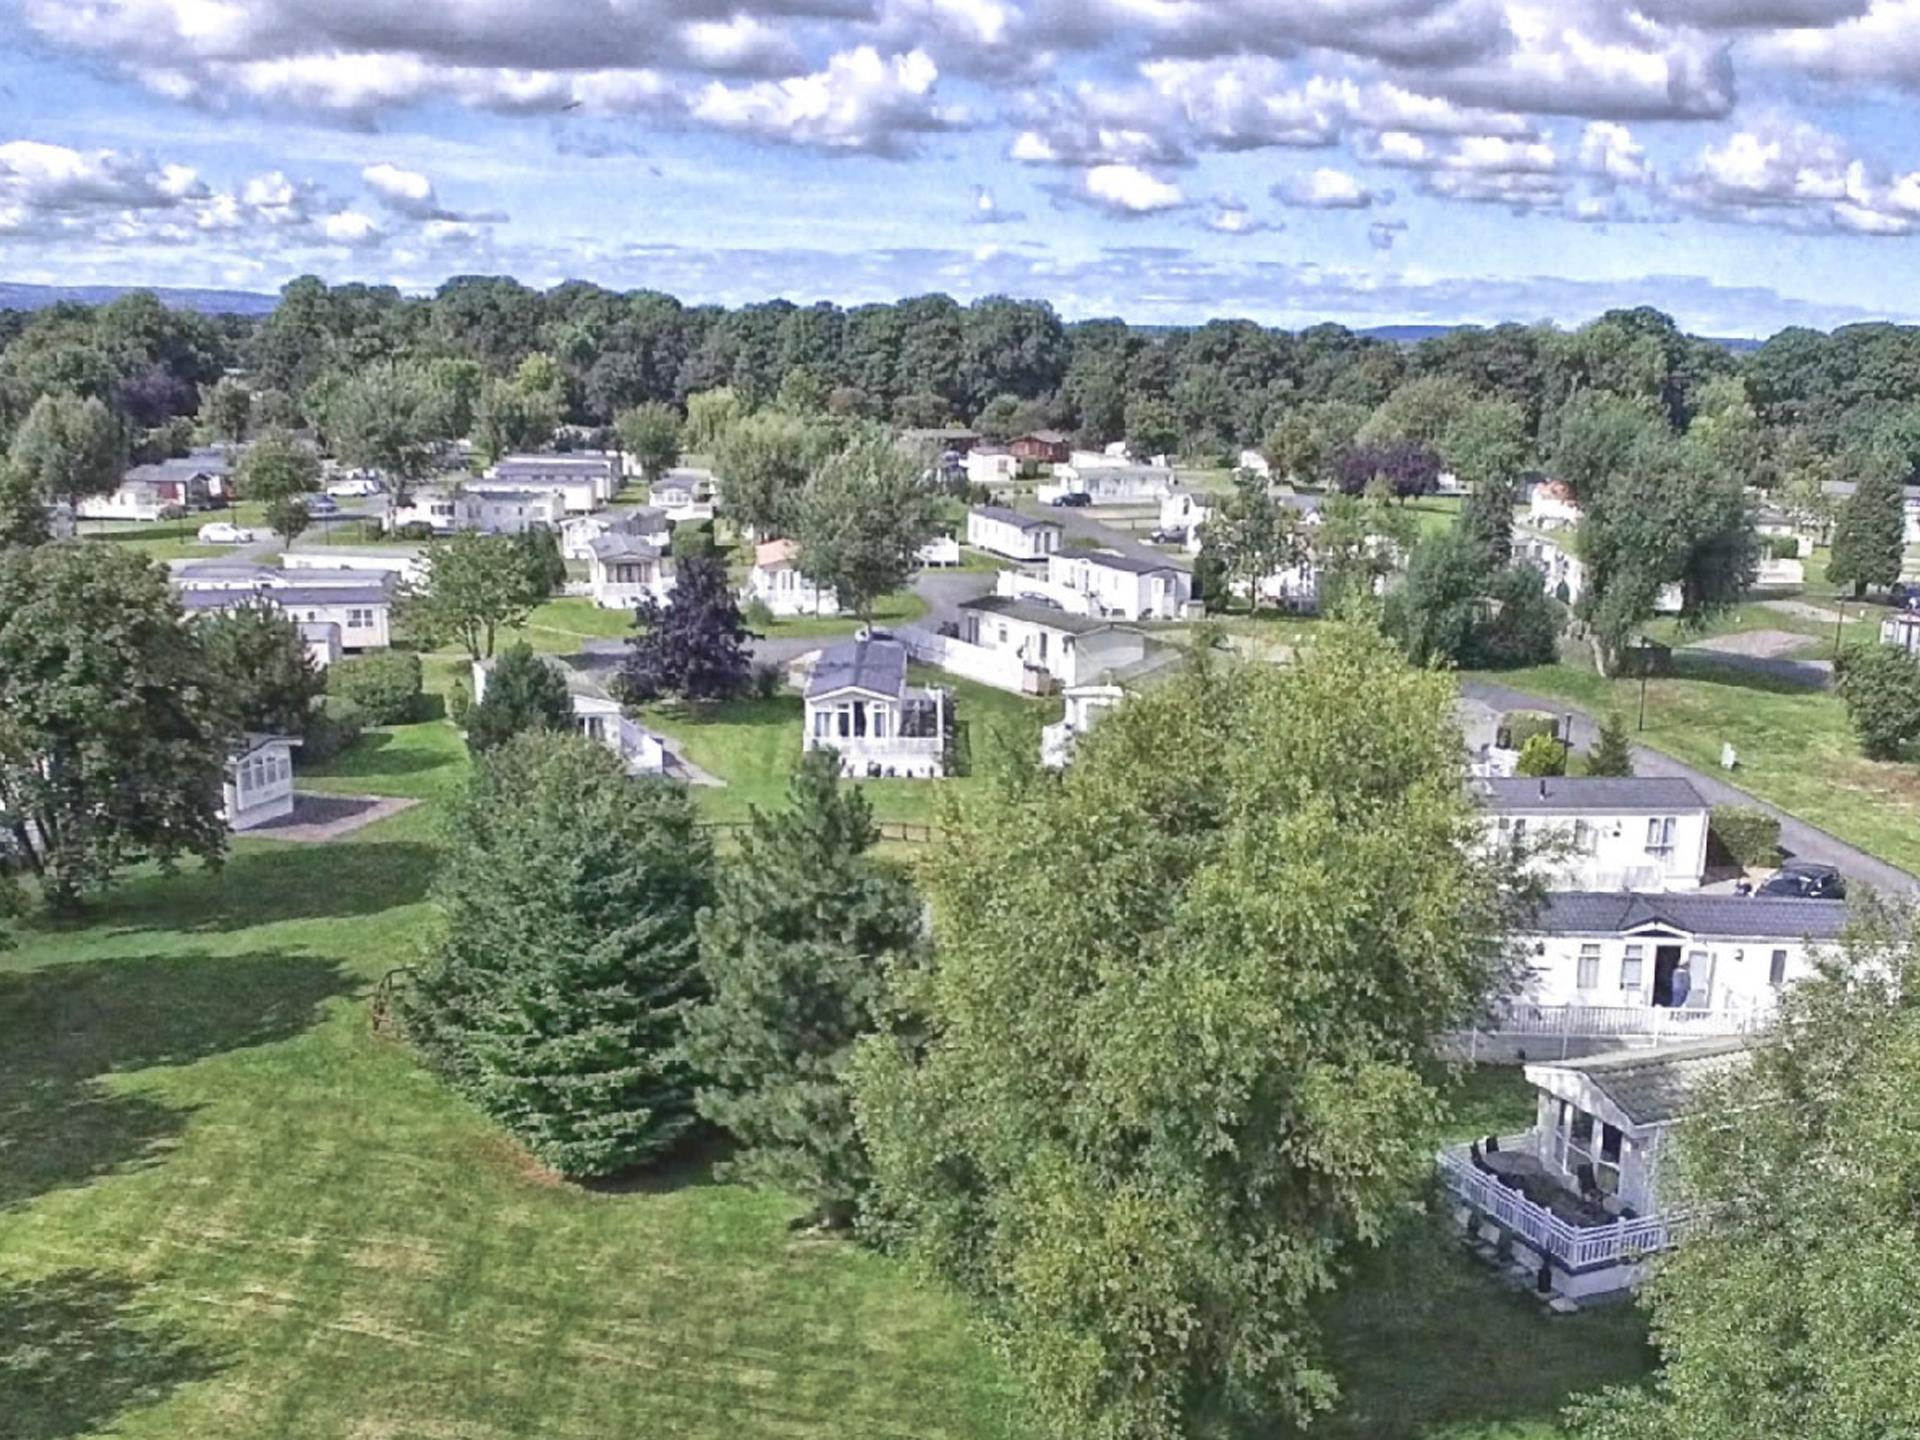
[1586,709,1635,776]
[466,642,571,754]
[1826,465,1905,597]
[682,750,922,1227]
[404,731,714,1178]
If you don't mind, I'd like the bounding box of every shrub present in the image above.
[1496,710,1558,751]
[393,521,437,541]
[329,650,423,725]
[1514,731,1568,777]
[741,597,775,632]
[1711,806,1782,869]
[446,676,473,727]
[1764,533,1803,561]
[299,696,366,765]
[750,660,784,699]
[1836,643,1920,760]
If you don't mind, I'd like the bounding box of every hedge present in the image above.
[328,650,423,725]
[1711,806,1782,869]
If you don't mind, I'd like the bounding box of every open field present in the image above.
[0,693,1653,1440]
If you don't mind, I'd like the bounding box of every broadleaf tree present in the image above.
[617,402,683,483]
[790,425,941,621]
[0,544,229,913]
[400,531,543,662]
[1570,900,1920,1440]
[404,731,714,1178]
[620,551,754,706]
[852,623,1531,1440]
[8,393,124,507]
[196,599,325,736]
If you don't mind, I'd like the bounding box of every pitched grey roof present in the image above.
[494,453,618,476]
[807,636,908,701]
[1063,548,1184,576]
[182,584,391,610]
[1541,1038,1753,1126]
[1529,891,1850,942]
[602,506,668,532]
[971,505,1058,532]
[589,534,665,562]
[126,448,232,484]
[959,595,1123,635]
[1823,478,1920,501]
[1480,776,1707,814]
[175,560,282,584]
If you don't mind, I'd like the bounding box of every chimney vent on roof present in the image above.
[1539,777,1548,798]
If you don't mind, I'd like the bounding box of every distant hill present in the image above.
[1358,322,1762,351]
[0,281,279,316]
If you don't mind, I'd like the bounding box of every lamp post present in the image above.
[1833,600,1846,661]
[1636,638,1652,733]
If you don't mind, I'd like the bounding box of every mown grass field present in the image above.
[1,694,1654,1439]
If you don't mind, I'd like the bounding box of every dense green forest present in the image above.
[14,277,1920,473]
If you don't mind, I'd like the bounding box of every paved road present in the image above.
[1011,498,1192,569]
[1462,676,1920,895]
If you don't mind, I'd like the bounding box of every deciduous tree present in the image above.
[1571,900,1920,1440]
[319,361,454,502]
[8,393,124,506]
[853,626,1529,1440]
[196,600,324,736]
[200,376,252,445]
[235,429,320,505]
[714,409,815,539]
[1836,642,1920,760]
[684,750,922,1228]
[617,402,683,482]
[405,731,714,1178]
[0,544,228,912]
[620,551,754,706]
[400,531,542,662]
[790,426,941,621]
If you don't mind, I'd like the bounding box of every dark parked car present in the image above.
[1051,491,1092,508]
[1149,526,1187,546]
[1756,860,1847,900]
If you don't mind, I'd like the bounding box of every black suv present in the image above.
[1756,860,1847,900]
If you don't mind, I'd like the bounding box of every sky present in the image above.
[8,2,1920,335]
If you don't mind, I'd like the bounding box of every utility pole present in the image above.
[1833,601,1846,661]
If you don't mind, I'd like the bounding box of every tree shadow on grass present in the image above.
[582,1128,737,1197]
[0,950,353,1211]
[0,1269,224,1440]
[302,728,455,779]
[84,839,438,935]
[1301,1211,1654,1440]
[1671,649,1830,696]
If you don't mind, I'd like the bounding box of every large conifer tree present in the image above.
[405,731,714,1178]
[683,749,922,1227]
[1826,464,1906,597]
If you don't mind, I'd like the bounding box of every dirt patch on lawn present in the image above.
[1685,628,1815,660]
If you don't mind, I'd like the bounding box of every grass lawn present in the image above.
[1,688,1649,1439]
[642,665,1056,827]
[1400,495,1463,540]
[754,588,929,641]
[79,503,272,562]
[492,597,638,654]
[1476,655,1920,875]
[0,711,1025,1440]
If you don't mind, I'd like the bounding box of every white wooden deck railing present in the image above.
[1439,1136,1686,1271]
[1456,1002,1767,1058]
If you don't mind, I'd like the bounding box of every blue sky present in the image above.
[6,0,1920,334]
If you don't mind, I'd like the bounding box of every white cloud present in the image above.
[1202,195,1280,234]
[1664,117,1920,233]
[1076,163,1187,214]
[320,209,383,246]
[1273,167,1377,209]
[689,47,965,154]
[968,183,1026,224]
[1753,0,1920,86]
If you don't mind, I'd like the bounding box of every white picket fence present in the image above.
[1454,1002,1767,1061]
[896,627,1046,695]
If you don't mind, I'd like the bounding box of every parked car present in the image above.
[1756,860,1847,900]
[1891,581,1920,611]
[303,494,341,517]
[1149,526,1187,545]
[196,521,255,544]
[326,477,382,498]
[1051,492,1093,508]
